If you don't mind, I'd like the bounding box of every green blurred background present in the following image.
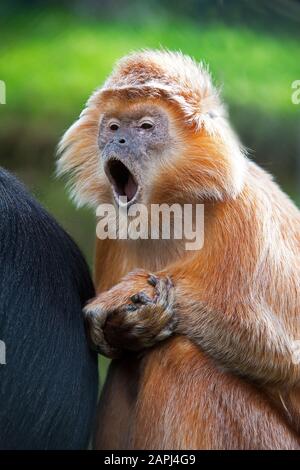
[1,0,300,378]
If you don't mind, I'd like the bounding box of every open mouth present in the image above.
[105,159,139,204]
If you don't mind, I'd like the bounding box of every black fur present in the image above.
[0,168,98,449]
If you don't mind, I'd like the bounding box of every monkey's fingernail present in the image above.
[138,292,153,304]
[126,303,138,312]
[130,292,152,304]
[131,294,141,303]
[148,274,158,286]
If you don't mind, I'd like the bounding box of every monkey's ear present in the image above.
[56,103,107,209]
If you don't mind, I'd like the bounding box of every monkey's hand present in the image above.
[84,270,176,358]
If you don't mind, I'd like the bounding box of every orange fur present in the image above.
[121,338,299,450]
[57,50,300,449]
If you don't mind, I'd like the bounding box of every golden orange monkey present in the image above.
[57,50,300,449]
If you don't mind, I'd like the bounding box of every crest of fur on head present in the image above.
[57,49,247,208]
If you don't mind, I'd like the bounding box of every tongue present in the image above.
[124,175,137,201]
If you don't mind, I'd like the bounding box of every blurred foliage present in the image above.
[2,1,300,33]
[1,10,299,119]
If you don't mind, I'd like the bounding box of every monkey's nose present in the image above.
[119,138,126,144]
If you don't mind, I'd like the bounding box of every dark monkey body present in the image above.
[0,168,98,450]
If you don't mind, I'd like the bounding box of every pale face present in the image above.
[99,104,171,206]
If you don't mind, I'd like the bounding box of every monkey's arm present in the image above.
[85,264,300,389]
[170,278,300,388]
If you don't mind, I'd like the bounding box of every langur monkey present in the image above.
[57,50,300,449]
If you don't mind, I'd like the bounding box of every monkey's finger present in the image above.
[154,327,174,343]
[130,291,153,305]
[166,276,174,289]
[95,341,120,359]
[154,276,174,308]
[165,278,175,307]
[84,312,120,358]
[84,304,108,328]
[124,302,139,312]
[147,273,158,287]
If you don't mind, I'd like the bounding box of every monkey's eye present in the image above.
[109,121,120,131]
[140,120,154,130]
